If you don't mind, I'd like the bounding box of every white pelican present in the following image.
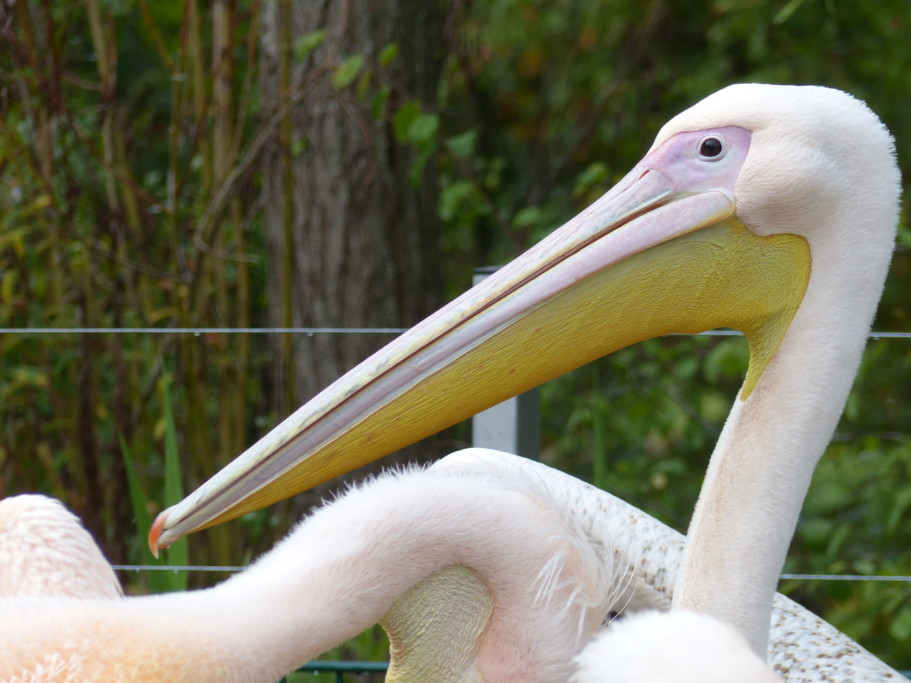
[0,494,121,599]
[1,454,614,682]
[1,450,900,681]
[152,85,900,659]
[443,450,901,681]
[574,611,781,683]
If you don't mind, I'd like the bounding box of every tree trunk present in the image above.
[260,0,448,507]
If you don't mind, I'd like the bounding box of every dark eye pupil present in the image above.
[700,137,723,157]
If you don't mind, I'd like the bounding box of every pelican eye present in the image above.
[697,136,726,161]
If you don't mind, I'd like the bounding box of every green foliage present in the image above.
[294,30,327,62]
[159,375,188,587]
[332,54,366,90]
[0,0,267,578]
[378,43,399,67]
[445,130,478,159]
[393,102,441,185]
[121,384,189,595]
[3,0,911,671]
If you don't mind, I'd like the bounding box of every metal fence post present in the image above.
[470,267,540,460]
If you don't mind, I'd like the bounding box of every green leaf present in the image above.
[824,522,851,560]
[886,487,911,536]
[896,222,911,250]
[406,113,439,147]
[120,436,151,542]
[10,366,49,388]
[889,606,911,641]
[699,391,730,422]
[378,43,399,67]
[573,161,609,197]
[291,135,308,158]
[843,391,860,422]
[512,205,545,229]
[439,180,478,222]
[704,338,748,383]
[773,0,805,25]
[121,440,147,535]
[445,130,478,159]
[408,143,437,186]
[373,84,392,120]
[393,102,421,142]
[294,30,326,61]
[160,375,188,589]
[121,433,185,594]
[332,54,365,90]
[356,67,373,101]
[162,380,183,509]
[122,436,164,593]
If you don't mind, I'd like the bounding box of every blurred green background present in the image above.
[2,0,909,674]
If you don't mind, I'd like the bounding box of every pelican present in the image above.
[0,494,121,599]
[441,450,901,681]
[1,454,614,682]
[1,450,901,680]
[574,611,781,683]
[152,84,900,658]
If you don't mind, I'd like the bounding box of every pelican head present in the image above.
[151,84,899,553]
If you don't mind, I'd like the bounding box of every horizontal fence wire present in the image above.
[0,327,410,335]
[780,574,911,583]
[2,327,911,338]
[113,564,247,572]
[281,660,389,682]
[113,565,911,583]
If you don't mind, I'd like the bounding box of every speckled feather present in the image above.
[438,449,901,682]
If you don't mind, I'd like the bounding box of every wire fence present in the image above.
[5,327,911,338]
[0,327,410,335]
[111,565,911,584]
[281,660,388,682]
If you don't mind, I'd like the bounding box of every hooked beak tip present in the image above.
[148,511,169,558]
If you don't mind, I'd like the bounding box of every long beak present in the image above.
[151,141,810,552]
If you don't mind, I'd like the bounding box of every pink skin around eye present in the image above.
[642,126,752,196]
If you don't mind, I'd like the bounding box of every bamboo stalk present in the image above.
[278,0,297,414]
[212,0,250,459]
[209,0,239,567]
[232,199,250,455]
[16,2,65,308]
[184,0,218,569]
[15,2,75,513]
[86,0,147,555]
[232,1,258,461]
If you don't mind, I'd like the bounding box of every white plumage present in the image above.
[1,456,614,682]
[654,84,900,656]
[574,611,781,683]
[0,494,121,599]
[2,450,900,681]
[443,449,903,682]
